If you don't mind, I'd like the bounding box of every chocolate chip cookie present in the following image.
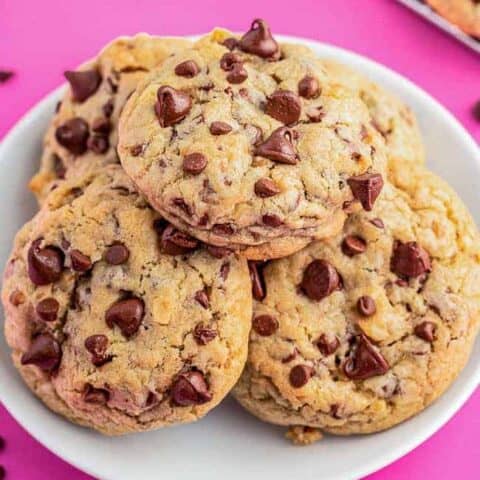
[426,0,480,38]
[323,60,425,184]
[233,166,480,435]
[118,21,388,260]
[3,165,252,435]
[29,34,192,203]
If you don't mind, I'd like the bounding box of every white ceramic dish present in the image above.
[0,35,479,480]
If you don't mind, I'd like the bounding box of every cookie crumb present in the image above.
[285,426,323,445]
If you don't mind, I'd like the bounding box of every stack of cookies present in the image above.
[2,19,479,441]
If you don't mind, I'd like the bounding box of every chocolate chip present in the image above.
[174,60,200,78]
[160,225,198,255]
[222,37,239,51]
[0,70,14,83]
[254,178,280,198]
[227,64,248,84]
[343,335,389,380]
[83,383,109,403]
[84,334,111,366]
[370,217,384,229]
[472,100,480,121]
[55,117,89,155]
[209,121,232,135]
[347,173,384,211]
[21,334,62,372]
[87,134,109,154]
[183,152,207,175]
[298,75,319,99]
[105,243,130,265]
[194,323,217,345]
[255,127,297,164]
[239,19,279,58]
[91,116,111,134]
[102,99,114,118]
[172,197,193,216]
[194,289,209,309]
[52,154,66,179]
[27,239,64,285]
[289,364,314,388]
[70,249,92,272]
[262,213,283,227]
[220,52,243,71]
[212,223,235,236]
[341,235,367,257]
[316,334,340,356]
[9,290,25,306]
[205,245,232,258]
[414,321,436,343]
[217,262,229,283]
[130,144,144,156]
[105,297,144,338]
[301,259,340,301]
[265,90,301,125]
[64,69,101,102]
[36,298,59,322]
[391,241,431,278]
[171,370,212,406]
[252,314,278,336]
[248,261,266,300]
[155,86,192,127]
[357,296,376,317]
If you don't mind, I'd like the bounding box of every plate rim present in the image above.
[0,33,479,480]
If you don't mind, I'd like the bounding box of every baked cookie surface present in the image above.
[29,34,192,203]
[3,165,252,435]
[426,0,480,38]
[118,22,388,259]
[233,166,480,434]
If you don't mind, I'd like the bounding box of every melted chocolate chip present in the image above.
[343,335,389,380]
[316,334,340,356]
[254,178,280,198]
[155,86,192,127]
[205,245,232,259]
[52,154,66,179]
[301,259,340,301]
[183,152,207,175]
[239,19,279,58]
[102,99,114,118]
[414,321,436,343]
[9,290,25,306]
[21,334,62,372]
[91,116,111,134]
[55,117,89,155]
[248,261,267,300]
[83,383,109,403]
[227,64,248,84]
[262,213,283,227]
[194,323,217,345]
[88,134,109,154]
[220,52,243,71]
[357,296,376,317]
[341,235,367,257]
[105,243,130,265]
[64,69,101,102]
[298,75,320,99]
[174,60,200,78]
[171,370,212,406]
[105,297,144,338]
[222,37,239,51]
[370,217,384,229]
[347,173,384,211]
[84,334,111,366]
[252,314,278,336]
[36,298,59,322]
[254,127,297,164]
[391,241,431,278]
[70,249,92,272]
[209,121,232,135]
[212,223,235,236]
[160,225,198,255]
[194,289,209,309]
[27,239,64,286]
[265,90,301,125]
[289,364,314,388]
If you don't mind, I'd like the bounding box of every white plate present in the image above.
[0,35,479,480]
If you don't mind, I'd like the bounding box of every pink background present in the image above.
[0,0,478,479]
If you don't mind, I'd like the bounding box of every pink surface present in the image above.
[0,0,478,479]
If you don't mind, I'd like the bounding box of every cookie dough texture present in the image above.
[323,60,425,183]
[233,166,480,434]
[426,0,480,38]
[29,34,192,203]
[3,165,252,435]
[118,29,388,260]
